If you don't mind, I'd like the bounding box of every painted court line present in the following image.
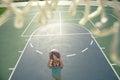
[30,43,34,48]
[8,5,120,80]
[111,64,117,66]
[66,54,76,57]
[35,50,43,55]
[88,19,119,78]
[90,40,93,45]
[109,14,120,21]
[59,11,62,35]
[20,10,91,38]
[8,38,31,80]
[89,19,96,28]
[18,51,23,53]
[21,12,39,37]
[21,33,91,37]
[91,34,120,79]
[100,47,105,50]
[25,38,29,41]
[8,68,15,71]
[81,48,88,53]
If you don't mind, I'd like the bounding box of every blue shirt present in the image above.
[51,66,62,78]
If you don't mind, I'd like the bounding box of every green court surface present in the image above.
[0,4,120,80]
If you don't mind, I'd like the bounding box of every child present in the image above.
[48,49,63,80]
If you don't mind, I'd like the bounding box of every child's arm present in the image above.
[48,59,53,68]
[60,59,63,68]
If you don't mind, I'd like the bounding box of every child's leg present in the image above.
[55,78,61,80]
[53,77,61,80]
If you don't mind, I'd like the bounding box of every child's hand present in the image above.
[60,61,64,68]
[48,63,52,68]
[48,65,52,68]
[48,59,53,68]
[60,65,63,68]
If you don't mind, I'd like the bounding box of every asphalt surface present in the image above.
[9,23,119,80]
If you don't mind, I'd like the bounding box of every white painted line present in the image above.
[21,33,91,37]
[8,38,31,80]
[100,47,105,50]
[21,13,39,37]
[89,19,96,28]
[90,40,93,45]
[35,50,43,55]
[81,48,88,53]
[91,33,120,79]
[18,51,23,53]
[59,11,62,35]
[8,68,15,71]
[66,54,76,57]
[87,19,120,79]
[109,14,120,21]
[111,64,117,66]
[25,39,29,41]
[30,43,33,48]
[9,16,120,80]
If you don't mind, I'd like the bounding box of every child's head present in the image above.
[49,49,63,67]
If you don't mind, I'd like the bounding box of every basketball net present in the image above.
[0,0,120,66]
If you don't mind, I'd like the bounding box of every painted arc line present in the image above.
[35,50,43,55]
[8,23,120,80]
[90,40,93,45]
[81,48,88,53]
[30,43,33,48]
[8,68,15,71]
[66,54,76,57]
